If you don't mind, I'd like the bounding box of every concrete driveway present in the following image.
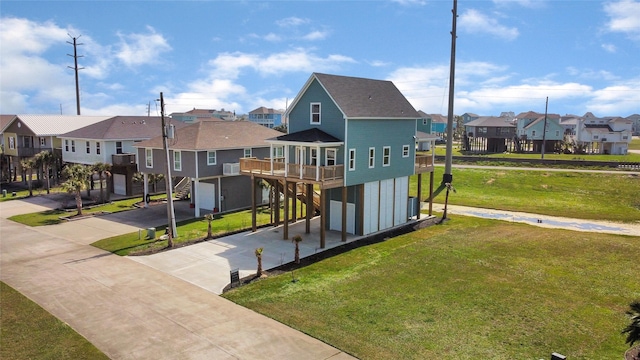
[0,198,356,360]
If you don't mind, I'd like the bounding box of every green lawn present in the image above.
[413,167,640,223]
[0,281,109,360]
[433,145,640,162]
[630,137,640,151]
[223,216,639,360]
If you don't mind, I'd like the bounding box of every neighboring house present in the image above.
[171,108,236,122]
[0,115,16,182]
[1,115,110,184]
[59,116,187,196]
[627,114,640,135]
[515,111,563,153]
[570,115,633,154]
[134,120,283,217]
[240,73,436,248]
[461,112,479,125]
[248,107,283,128]
[429,113,447,135]
[464,116,516,153]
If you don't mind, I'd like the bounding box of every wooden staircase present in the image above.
[174,177,191,200]
[268,179,320,216]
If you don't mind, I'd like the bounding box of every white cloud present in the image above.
[115,26,172,67]
[276,17,309,27]
[492,0,545,8]
[391,0,427,6]
[601,43,617,53]
[459,9,519,41]
[302,30,329,41]
[604,0,640,39]
[585,78,640,115]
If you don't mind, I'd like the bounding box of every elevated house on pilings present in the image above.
[240,73,436,249]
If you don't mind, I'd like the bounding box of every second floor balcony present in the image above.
[415,155,434,174]
[112,153,136,166]
[240,157,343,188]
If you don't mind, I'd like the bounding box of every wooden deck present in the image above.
[415,155,435,174]
[240,158,344,189]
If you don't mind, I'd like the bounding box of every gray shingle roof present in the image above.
[60,116,186,140]
[311,73,420,119]
[465,116,516,127]
[11,115,112,136]
[269,128,341,143]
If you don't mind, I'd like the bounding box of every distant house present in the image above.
[59,116,188,196]
[515,111,563,153]
[171,108,235,123]
[134,120,283,217]
[464,116,516,153]
[569,115,633,155]
[461,112,479,125]
[0,115,16,182]
[627,114,640,135]
[248,107,283,128]
[429,113,447,135]
[1,115,110,184]
[240,73,435,248]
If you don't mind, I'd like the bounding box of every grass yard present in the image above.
[223,216,639,360]
[0,281,109,360]
[92,207,275,255]
[630,137,640,151]
[432,145,640,162]
[412,167,640,223]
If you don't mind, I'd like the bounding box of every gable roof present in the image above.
[60,116,188,140]
[0,115,16,132]
[134,120,283,151]
[288,73,420,120]
[465,116,515,127]
[250,107,282,115]
[9,115,112,136]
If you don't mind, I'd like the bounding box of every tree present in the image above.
[292,234,302,264]
[93,162,112,204]
[623,300,640,348]
[20,158,36,197]
[35,151,54,194]
[61,164,92,216]
[204,213,215,239]
[255,247,264,277]
[438,182,456,224]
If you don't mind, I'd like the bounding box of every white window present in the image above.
[402,145,410,158]
[325,149,336,166]
[348,149,356,171]
[555,130,560,137]
[173,151,182,171]
[423,119,428,125]
[310,103,321,124]
[207,151,216,165]
[145,148,153,168]
[244,148,252,158]
[532,130,537,137]
[96,142,101,155]
[383,146,391,167]
[310,148,318,166]
[623,135,629,140]
[9,136,15,150]
[273,146,284,158]
[593,135,599,140]
[40,138,46,147]
[71,140,76,152]
[64,139,69,152]
[368,147,375,169]
[86,141,91,154]
[115,141,123,154]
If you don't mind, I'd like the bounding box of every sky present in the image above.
[1,0,639,119]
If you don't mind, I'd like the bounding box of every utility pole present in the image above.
[67,34,84,115]
[541,97,549,159]
[443,0,458,185]
[160,92,177,246]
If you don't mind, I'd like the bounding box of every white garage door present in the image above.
[113,174,126,195]
[196,182,216,211]
[329,200,355,234]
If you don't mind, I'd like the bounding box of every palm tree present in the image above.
[292,235,302,264]
[439,182,456,224]
[255,247,264,277]
[623,300,640,348]
[93,162,112,204]
[61,164,92,216]
[20,158,36,197]
[204,213,215,239]
[35,151,54,194]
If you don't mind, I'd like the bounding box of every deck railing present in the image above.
[240,157,344,182]
[415,155,434,173]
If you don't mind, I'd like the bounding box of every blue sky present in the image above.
[1,0,639,118]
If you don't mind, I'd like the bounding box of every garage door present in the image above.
[196,182,216,211]
[113,174,126,195]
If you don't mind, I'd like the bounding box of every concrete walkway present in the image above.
[0,198,356,360]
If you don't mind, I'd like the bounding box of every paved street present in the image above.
[0,197,355,360]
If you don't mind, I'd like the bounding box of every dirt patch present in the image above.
[625,345,639,360]
[486,178,495,185]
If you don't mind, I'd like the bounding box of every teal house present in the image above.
[515,111,564,153]
[241,73,435,247]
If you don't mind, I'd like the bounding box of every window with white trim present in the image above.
[86,141,90,154]
[96,142,101,155]
[145,148,153,168]
[325,149,336,166]
[383,146,391,167]
[310,103,321,124]
[71,140,76,152]
[40,138,46,147]
[207,150,216,165]
[402,144,410,158]
[9,137,14,150]
[368,147,375,168]
[348,149,356,171]
[423,119,428,125]
[115,141,123,154]
[310,148,317,166]
[532,130,537,137]
[173,150,182,171]
[273,146,284,158]
[243,148,252,158]
[64,139,69,152]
